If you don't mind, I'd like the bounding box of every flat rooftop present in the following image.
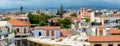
[27,35,90,46]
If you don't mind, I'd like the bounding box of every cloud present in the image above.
[0,0,119,8]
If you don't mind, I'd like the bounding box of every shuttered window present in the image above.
[46,31,49,36]
[51,31,54,36]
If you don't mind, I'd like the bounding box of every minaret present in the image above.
[20,6,23,14]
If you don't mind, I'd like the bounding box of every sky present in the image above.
[0,0,120,9]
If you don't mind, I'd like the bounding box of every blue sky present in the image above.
[0,0,120,8]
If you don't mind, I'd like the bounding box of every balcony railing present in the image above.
[91,22,102,26]
[0,31,13,35]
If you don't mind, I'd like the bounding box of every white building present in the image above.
[89,10,120,36]
[0,21,15,46]
[34,26,61,38]
[8,19,30,46]
[90,10,120,28]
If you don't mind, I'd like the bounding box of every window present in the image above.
[108,44,113,46]
[4,35,8,37]
[99,31,103,35]
[8,27,10,32]
[46,31,49,36]
[118,44,120,46]
[17,28,19,33]
[94,44,102,46]
[51,31,54,36]
[24,28,26,33]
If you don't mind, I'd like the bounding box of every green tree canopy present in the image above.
[57,18,71,29]
[28,12,52,26]
[85,18,90,23]
[2,17,11,21]
[28,12,40,24]
[70,12,77,17]
[39,21,46,26]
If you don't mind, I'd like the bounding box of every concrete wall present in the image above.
[90,42,120,46]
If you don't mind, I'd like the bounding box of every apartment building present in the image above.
[71,8,92,35]
[8,19,30,46]
[0,21,15,46]
[90,10,120,28]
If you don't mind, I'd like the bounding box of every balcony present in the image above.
[15,33,30,36]
[91,22,102,26]
[104,20,120,27]
[0,31,12,35]
[7,38,15,45]
[15,33,30,40]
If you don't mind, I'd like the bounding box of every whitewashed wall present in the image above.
[34,29,60,38]
[54,30,60,38]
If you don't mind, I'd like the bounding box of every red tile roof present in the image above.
[71,17,82,21]
[60,29,71,37]
[109,28,120,35]
[8,19,30,27]
[89,35,120,42]
[35,26,61,30]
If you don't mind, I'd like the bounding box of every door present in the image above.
[39,32,42,36]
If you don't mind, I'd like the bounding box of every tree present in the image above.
[28,12,41,24]
[57,18,71,29]
[28,12,40,24]
[28,12,52,26]
[85,18,90,23]
[39,21,46,26]
[118,25,120,29]
[2,17,11,21]
[70,13,77,17]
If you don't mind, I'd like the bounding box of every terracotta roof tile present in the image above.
[71,17,82,21]
[35,26,61,30]
[89,35,120,42]
[8,19,30,27]
[60,29,71,37]
[109,28,120,35]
